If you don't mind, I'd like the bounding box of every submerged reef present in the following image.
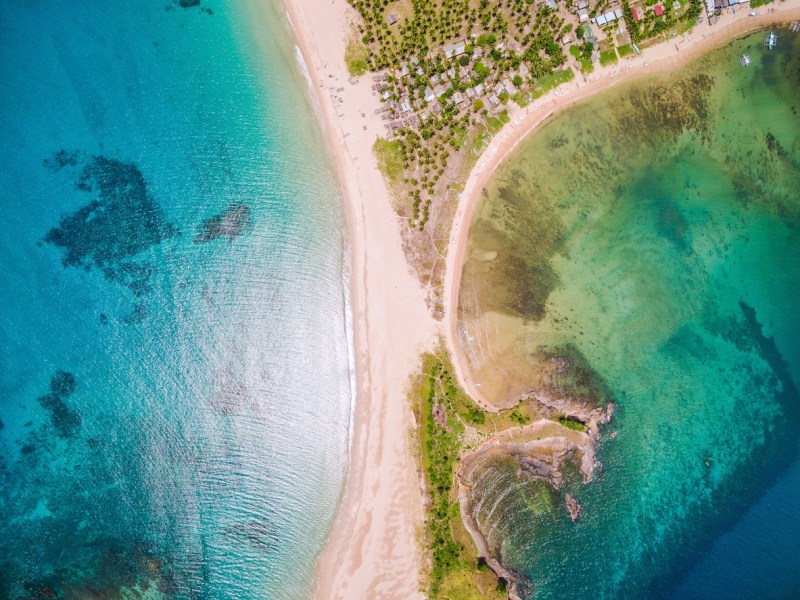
[44,155,177,296]
[37,370,81,438]
[194,202,251,244]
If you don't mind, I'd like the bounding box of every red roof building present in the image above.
[653,4,665,16]
[632,7,640,20]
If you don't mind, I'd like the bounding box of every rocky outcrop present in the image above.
[565,493,581,523]
[456,397,614,598]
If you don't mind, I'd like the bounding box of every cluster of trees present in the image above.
[622,0,703,43]
[350,0,568,231]
[422,360,465,592]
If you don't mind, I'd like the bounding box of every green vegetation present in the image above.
[510,408,530,425]
[345,34,369,76]
[623,0,703,44]
[373,138,405,183]
[599,49,618,66]
[750,0,774,7]
[617,43,635,58]
[557,416,586,432]
[412,353,505,599]
[346,0,570,246]
[531,68,575,99]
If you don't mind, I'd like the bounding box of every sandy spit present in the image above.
[272,0,436,598]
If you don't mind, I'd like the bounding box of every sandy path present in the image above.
[274,0,435,599]
[443,2,800,409]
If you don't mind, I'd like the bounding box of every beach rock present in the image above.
[566,493,581,523]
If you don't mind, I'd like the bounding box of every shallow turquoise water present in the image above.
[460,30,800,598]
[0,1,351,598]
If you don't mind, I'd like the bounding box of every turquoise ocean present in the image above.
[0,1,352,598]
[459,30,800,598]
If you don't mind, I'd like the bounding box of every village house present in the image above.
[442,40,467,58]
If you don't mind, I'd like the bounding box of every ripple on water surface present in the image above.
[0,1,351,598]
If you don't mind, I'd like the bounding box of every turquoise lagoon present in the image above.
[0,1,352,598]
[459,30,800,598]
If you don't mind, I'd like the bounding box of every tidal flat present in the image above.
[457,28,800,598]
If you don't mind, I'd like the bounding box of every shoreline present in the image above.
[443,0,800,410]
[275,0,435,598]
[269,0,800,597]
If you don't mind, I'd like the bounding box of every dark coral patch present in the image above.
[194,202,252,244]
[49,370,77,397]
[44,156,177,296]
[43,149,79,171]
[37,371,81,438]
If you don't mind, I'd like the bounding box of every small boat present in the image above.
[765,31,777,49]
[790,21,800,33]
[740,54,751,67]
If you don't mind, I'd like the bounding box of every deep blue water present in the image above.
[0,1,352,598]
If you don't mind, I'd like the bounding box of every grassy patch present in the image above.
[344,32,369,76]
[484,116,506,135]
[569,44,581,59]
[557,416,586,432]
[512,92,531,107]
[373,138,404,184]
[531,68,575,99]
[579,57,594,74]
[617,44,634,58]
[412,352,505,600]
[599,49,619,66]
[452,125,468,150]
